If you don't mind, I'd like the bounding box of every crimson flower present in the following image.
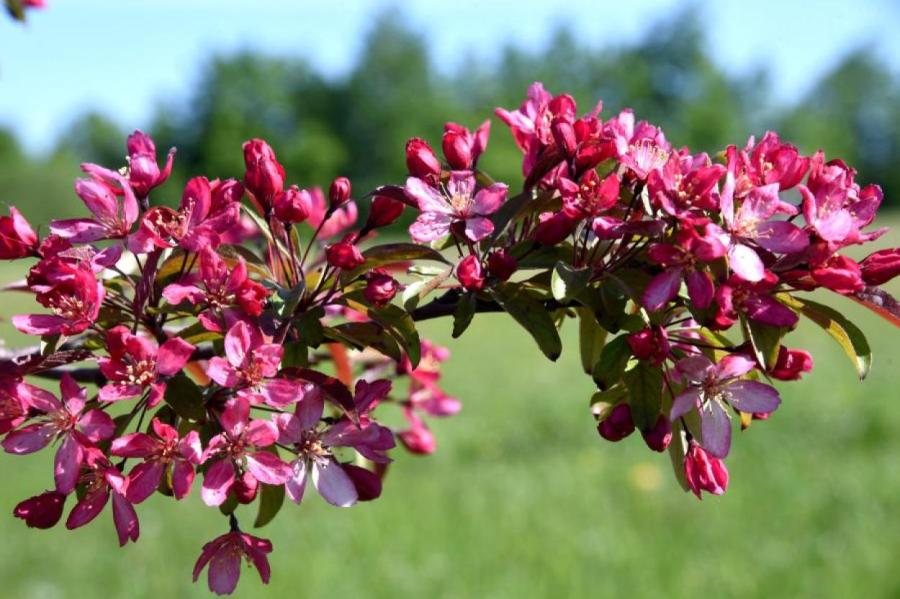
[683,440,729,499]
[126,130,175,199]
[0,207,38,259]
[51,164,139,242]
[13,258,104,336]
[193,529,272,596]
[65,447,139,546]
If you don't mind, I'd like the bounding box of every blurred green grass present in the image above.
[0,229,899,599]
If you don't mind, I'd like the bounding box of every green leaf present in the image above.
[743,319,786,370]
[489,282,562,361]
[269,280,306,319]
[177,322,221,345]
[344,243,449,281]
[254,481,286,528]
[577,307,607,375]
[324,322,403,362]
[488,190,533,244]
[294,307,325,347]
[623,361,663,430]
[402,267,452,311]
[452,293,477,338]
[282,341,309,368]
[342,293,421,367]
[551,261,591,302]
[591,335,631,390]
[667,420,690,492]
[781,294,872,379]
[164,374,206,422]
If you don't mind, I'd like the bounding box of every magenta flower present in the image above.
[131,177,242,253]
[13,259,104,336]
[671,354,781,458]
[683,439,729,499]
[13,490,66,529]
[406,172,507,243]
[98,326,195,404]
[713,273,799,329]
[643,226,726,311]
[442,120,491,170]
[495,82,554,175]
[162,247,270,332]
[0,207,38,259]
[604,109,671,179]
[732,132,809,193]
[126,130,175,199]
[193,530,272,595]
[200,397,292,507]
[51,164,139,242]
[2,376,114,494]
[647,150,725,216]
[110,418,202,503]
[397,406,437,454]
[205,321,300,408]
[65,446,139,546]
[0,378,28,435]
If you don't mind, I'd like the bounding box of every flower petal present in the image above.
[700,401,732,458]
[312,457,358,507]
[726,380,781,414]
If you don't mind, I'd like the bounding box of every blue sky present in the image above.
[1,0,898,153]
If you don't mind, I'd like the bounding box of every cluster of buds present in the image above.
[0,83,899,593]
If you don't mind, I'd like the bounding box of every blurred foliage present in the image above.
[2,8,898,229]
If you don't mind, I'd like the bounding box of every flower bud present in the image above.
[329,176,352,208]
[534,212,576,246]
[860,248,900,286]
[487,249,517,281]
[811,254,863,294]
[398,409,436,455]
[326,238,364,270]
[273,185,310,224]
[13,491,66,529]
[456,255,484,291]
[234,471,259,504]
[640,414,672,452]
[363,270,400,307]
[405,137,441,181]
[127,130,174,198]
[769,347,813,381]
[341,464,383,501]
[684,440,729,499]
[366,195,405,229]
[0,207,37,259]
[597,403,635,442]
[442,126,474,171]
[236,279,270,316]
[551,116,577,157]
[242,139,285,205]
[627,326,670,366]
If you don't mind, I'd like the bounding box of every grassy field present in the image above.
[0,234,899,599]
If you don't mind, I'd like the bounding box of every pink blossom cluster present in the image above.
[0,82,899,593]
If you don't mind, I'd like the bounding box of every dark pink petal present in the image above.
[111,492,140,546]
[242,535,273,585]
[754,221,809,254]
[125,460,165,504]
[157,337,196,376]
[295,387,325,430]
[172,460,196,500]
[98,383,143,403]
[161,283,206,305]
[48,218,108,242]
[285,459,308,504]
[245,451,292,485]
[685,269,714,309]
[207,543,242,595]
[463,216,494,242]
[201,459,236,507]
[642,267,683,312]
[715,355,756,380]
[65,487,109,529]
[206,357,240,387]
[312,458,359,507]
[341,463,383,501]
[353,379,391,413]
[219,397,249,438]
[224,321,253,368]
[700,401,732,458]
[246,419,279,447]
[178,430,203,464]
[17,383,61,412]
[743,295,799,328]
[54,435,84,494]
[251,344,283,378]
[151,418,178,443]
[2,423,55,454]
[77,409,115,443]
[472,183,507,215]
[726,380,781,414]
[12,314,68,336]
[193,536,230,585]
[670,388,701,421]
[260,378,301,408]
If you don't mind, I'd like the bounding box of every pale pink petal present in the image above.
[161,283,206,305]
[49,218,108,242]
[246,419,279,447]
[251,344,282,378]
[463,216,494,242]
[472,183,507,215]
[716,355,756,380]
[728,243,765,282]
[201,459,236,507]
[312,458,358,507]
[219,397,249,438]
[245,451,292,485]
[12,314,68,336]
[405,177,451,214]
[224,321,253,368]
[408,212,454,243]
[260,378,301,408]
[726,380,781,414]
[206,357,240,387]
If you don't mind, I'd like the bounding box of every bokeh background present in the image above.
[1,1,900,597]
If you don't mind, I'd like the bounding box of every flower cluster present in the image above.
[1,84,899,594]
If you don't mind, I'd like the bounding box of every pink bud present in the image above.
[811,254,864,294]
[534,212,576,246]
[597,403,635,442]
[627,326,670,366]
[273,185,310,224]
[769,347,813,381]
[487,250,517,281]
[405,137,441,181]
[0,207,37,259]
[551,116,577,157]
[326,238,364,270]
[363,270,400,307]
[684,440,729,499]
[366,195,405,229]
[442,125,474,170]
[14,491,66,529]
[456,255,484,291]
[329,177,352,208]
[860,248,900,286]
[640,414,672,452]
[242,139,285,205]
[234,471,259,504]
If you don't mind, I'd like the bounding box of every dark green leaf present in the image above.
[489,282,562,361]
[577,307,607,375]
[623,361,663,430]
[551,261,591,302]
[164,374,206,422]
[344,243,449,281]
[452,293,477,338]
[294,307,325,347]
[254,481,286,528]
[591,335,632,390]
[743,319,786,370]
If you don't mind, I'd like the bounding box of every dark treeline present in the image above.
[3,8,899,227]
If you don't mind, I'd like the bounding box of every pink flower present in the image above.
[65,447,139,546]
[0,378,28,435]
[604,109,671,179]
[647,150,725,216]
[200,397,292,507]
[811,254,864,294]
[126,130,175,199]
[51,164,139,242]
[110,418,202,503]
[406,172,507,243]
[13,259,104,336]
[643,226,726,311]
[442,120,490,170]
[0,207,38,259]
[13,491,66,529]
[769,347,813,381]
[206,322,300,408]
[273,185,310,224]
[671,354,781,458]
[495,82,554,175]
[684,440,729,499]
[162,246,270,331]
[558,170,620,220]
[243,139,285,206]
[131,177,242,252]
[732,132,809,193]
[98,326,195,404]
[328,176,352,208]
[713,273,799,329]
[2,376,114,494]
[366,195,406,229]
[193,529,272,595]
[397,407,437,454]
